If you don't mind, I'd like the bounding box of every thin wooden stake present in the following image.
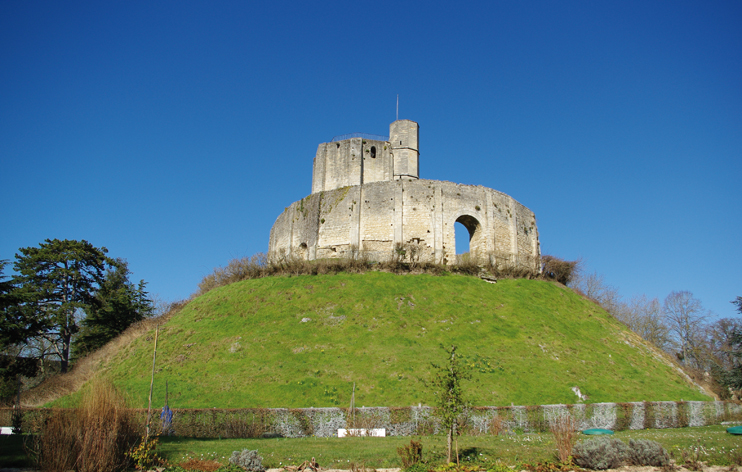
[145,325,159,440]
[350,382,356,426]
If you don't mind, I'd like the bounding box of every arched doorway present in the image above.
[454,215,484,263]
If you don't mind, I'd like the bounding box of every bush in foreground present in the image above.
[229,449,265,472]
[628,439,670,466]
[572,437,629,470]
[572,437,671,469]
[30,381,138,472]
[549,414,578,463]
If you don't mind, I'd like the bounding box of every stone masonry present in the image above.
[269,120,540,268]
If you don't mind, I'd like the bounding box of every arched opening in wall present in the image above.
[454,215,484,263]
[298,242,308,260]
[370,146,376,158]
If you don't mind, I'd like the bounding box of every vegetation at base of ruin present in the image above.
[195,251,576,297]
[42,271,709,409]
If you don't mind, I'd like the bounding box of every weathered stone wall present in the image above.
[312,138,395,193]
[269,179,540,268]
[273,118,539,269]
[312,120,420,193]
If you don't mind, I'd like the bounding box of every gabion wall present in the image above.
[3,401,740,439]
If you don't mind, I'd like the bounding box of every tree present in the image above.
[625,295,670,351]
[430,345,470,463]
[11,239,115,373]
[0,261,40,399]
[721,328,742,392]
[719,297,742,392]
[76,259,154,354]
[0,261,22,348]
[663,291,708,369]
[705,318,742,371]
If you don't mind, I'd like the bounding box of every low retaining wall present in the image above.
[2,401,740,439]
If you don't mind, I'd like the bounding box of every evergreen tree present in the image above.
[0,261,40,398]
[76,259,154,354]
[723,297,742,390]
[11,239,114,372]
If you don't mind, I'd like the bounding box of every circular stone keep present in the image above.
[268,120,540,269]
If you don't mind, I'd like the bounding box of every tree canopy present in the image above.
[76,259,154,354]
[7,239,153,374]
[0,261,39,398]
[721,296,742,391]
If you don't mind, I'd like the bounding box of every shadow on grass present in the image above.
[0,434,34,468]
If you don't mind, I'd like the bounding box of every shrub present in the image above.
[32,381,138,472]
[405,463,431,472]
[489,415,505,436]
[549,414,578,463]
[229,449,265,472]
[452,254,479,275]
[223,416,264,438]
[127,434,167,471]
[541,255,579,285]
[397,439,423,468]
[572,437,629,470]
[34,409,78,472]
[628,439,670,466]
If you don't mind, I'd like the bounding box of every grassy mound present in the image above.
[69,272,708,408]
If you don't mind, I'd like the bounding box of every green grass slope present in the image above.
[89,272,708,408]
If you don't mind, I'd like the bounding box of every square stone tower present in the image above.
[389,120,419,180]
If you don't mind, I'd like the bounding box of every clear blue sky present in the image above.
[1,1,740,319]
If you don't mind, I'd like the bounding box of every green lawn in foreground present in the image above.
[2,425,740,469]
[155,425,742,468]
[61,272,708,409]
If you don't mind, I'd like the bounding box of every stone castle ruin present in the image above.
[269,119,540,269]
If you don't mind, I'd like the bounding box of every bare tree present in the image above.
[663,291,709,368]
[572,271,625,317]
[627,295,670,350]
[705,318,742,371]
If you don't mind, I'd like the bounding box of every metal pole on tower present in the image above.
[396,94,399,121]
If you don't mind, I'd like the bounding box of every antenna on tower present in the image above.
[396,94,399,121]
